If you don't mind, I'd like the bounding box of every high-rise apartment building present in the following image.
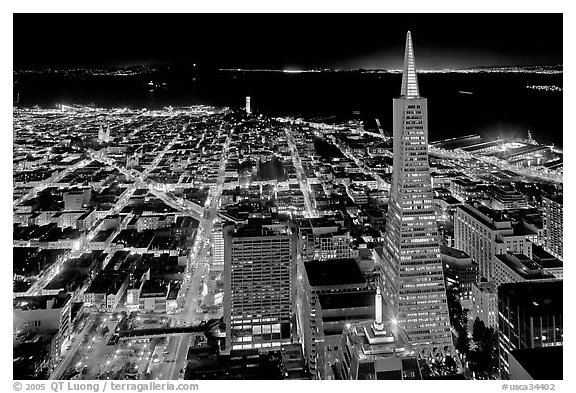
[223,220,297,353]
[378,32,453,358]
[542,194,563,260]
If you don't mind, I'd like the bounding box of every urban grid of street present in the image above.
[43,118,236,380]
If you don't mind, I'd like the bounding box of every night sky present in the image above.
[14,14,562,70]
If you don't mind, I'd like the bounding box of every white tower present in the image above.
[246,96,251,115]
[374,287,384,331]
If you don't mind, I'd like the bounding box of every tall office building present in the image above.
[542,194,563,260]
[223,220,297,353]
[378,32,453,358]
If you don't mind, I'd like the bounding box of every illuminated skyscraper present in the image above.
[378,32,454,358]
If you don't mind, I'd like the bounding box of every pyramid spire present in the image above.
[400,31,420,98]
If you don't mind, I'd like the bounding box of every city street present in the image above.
[285,126,318,217]
[154,127,232,379]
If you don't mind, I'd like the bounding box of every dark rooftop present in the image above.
[304,258,366,288]
[140,280,168,297]
[531,244,562,268]
[543,193,562,205]
[318,290,376,310]
[496,253,556,280]
[14,293,70,311]
[498,280,563,315]
[440,245,471,260]
[510,346,563,380]
[459,203,512,230]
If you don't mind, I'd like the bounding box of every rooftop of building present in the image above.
[91,228,116,242]
[531,244,563,267]
[438,195,462,205]
[342,319,415,364]
[279,343,309,379]
[140,280,168,298]
[511,223,538,237]
[498,280,563,314]
[174,215,200,229]
[304,258,366,289]
[542,193,563,205]
[298,217,341,230]
[318,290,376,310]
[13,280,33,293]
[440,245,471,260]
[185,344,308,380]
[452,178,478,187]
[488,184,525,195]
[86,270,129,294]
[495,253,556,280]
[510,346,563,380]
[521,213,544,228]
[458,203,512,230]
[233,219,291,238]
[14,293,70,311]
[460,139,506,152]
[473,280,497,293]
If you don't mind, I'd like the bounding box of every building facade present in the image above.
[542,195,563,260]
[471,281,498,329]
[454,203,531,281]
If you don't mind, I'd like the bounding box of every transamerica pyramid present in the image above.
[378,31,455,359]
